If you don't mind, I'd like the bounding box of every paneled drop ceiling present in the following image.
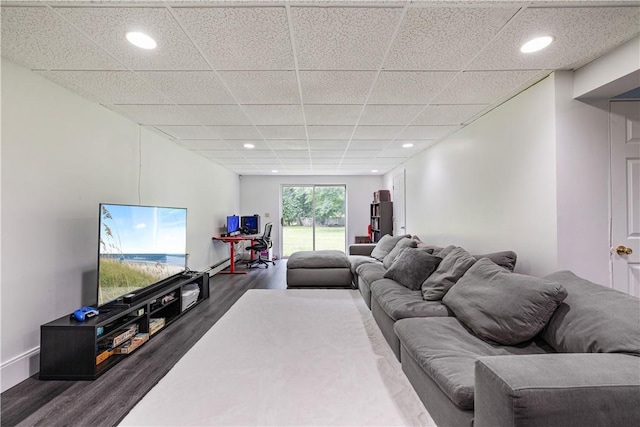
[2,1,639,175]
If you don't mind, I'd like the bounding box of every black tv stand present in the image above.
[39,272,209,380]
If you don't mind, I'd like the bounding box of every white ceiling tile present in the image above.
[206,126,262,140]
[385,6,518,70]
[55,7,209,70]
[178,140,229,150]
[137,71,235,104]
[360,105,425,126]
[281,156,311,164]
[153,125,219,140]
[469,7,640,71]
[38,71,168,104]
[340,158,380,165]
[300,71,377,104]
[310,151,344,159]
[274,150,311,159]
[411,104,488,126]
[309,140,349,150]
[180,105,251,125]
[291,7,403,70]
[250,158,285,165]
[267,140,309,150]
[110,105,201,125]
[376,149,413,158]
[304,105,363,125]
[218,71,300,104]
[369,72,458,104]
[397,125,460,140]
[239,150,278,159]
[343,150,379,158]
[225,140,271,150]
[174,7,293,70]
[307,126,353,140]
[243,105,304,126]
[257,126,306,139]
[352,126,404,140]
[348,140,390,150]
[1,6,124,70]
[311,158,342,164]
[433,71,540,104]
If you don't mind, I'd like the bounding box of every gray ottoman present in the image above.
[287,250,354,288]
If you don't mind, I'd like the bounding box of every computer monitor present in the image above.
[241,215,259,234]
[226,215,239,234]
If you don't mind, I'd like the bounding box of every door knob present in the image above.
[616,245,633,255]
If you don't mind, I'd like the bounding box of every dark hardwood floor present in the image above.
[1,260,288,427]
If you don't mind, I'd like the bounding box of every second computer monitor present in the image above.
[241,215,259,234]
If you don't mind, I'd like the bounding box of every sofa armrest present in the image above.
[475,354,640,427]
[348,243,376,256]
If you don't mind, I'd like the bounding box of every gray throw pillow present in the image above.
[422,247,476,300]
[433,245,456,258]
[383,237,418,269]
[383,249,442,291]
[471,251,517,272]
[370,234,409,261]
[443,258,568,345]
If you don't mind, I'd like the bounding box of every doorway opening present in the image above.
[281,185,346,257]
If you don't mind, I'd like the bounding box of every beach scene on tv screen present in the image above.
[98,204,187,305]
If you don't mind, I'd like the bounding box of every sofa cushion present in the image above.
[471,250,517,272]
[370,234,410,261]
[356,262,387,287]
[443,259,568,345]
[348,255,380,274]
[394,317,553,410]
[287,250,350,269]
[422,247,476,301]
[371,279,452,321]
[382,237,419,269]
[542,270,640,355]
[384,249,443,291]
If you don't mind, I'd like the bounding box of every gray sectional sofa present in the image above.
[347,236,640,427]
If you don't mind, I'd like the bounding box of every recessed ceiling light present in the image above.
[520,36,554,53]
[271,170,278,173]
[243,143,255,149]
[126,32,157,50]
[371,169,378,173]
[402,143,414,148]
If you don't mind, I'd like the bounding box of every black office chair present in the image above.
[246,222,275,268]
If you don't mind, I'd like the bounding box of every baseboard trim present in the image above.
[1,347,40,393]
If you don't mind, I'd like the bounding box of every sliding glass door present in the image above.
[281,185,346,257]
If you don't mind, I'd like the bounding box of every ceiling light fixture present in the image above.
[271,170,278,173]
[520,36,554,53]
[126,31,157,50]
[371,169,378,173]
[243,143,255,149]
[402,143,414,148]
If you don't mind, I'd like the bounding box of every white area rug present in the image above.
[120,290,435,426]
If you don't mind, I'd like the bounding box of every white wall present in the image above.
[395,75,559,276]
[554,71,611,285]
[0,58,239,391]
[239,175,382,256]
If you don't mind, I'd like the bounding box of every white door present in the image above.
[610,100,640,296]
[393,170,406,236]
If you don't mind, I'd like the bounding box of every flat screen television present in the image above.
[97,203,187,306]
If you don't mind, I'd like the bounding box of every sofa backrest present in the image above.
[541,270,640,356]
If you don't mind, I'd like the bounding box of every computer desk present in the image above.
[212,234,261,274]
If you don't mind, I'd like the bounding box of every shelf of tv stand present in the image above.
[39,271,210,381]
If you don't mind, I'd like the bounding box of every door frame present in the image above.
[279,184,348,257]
